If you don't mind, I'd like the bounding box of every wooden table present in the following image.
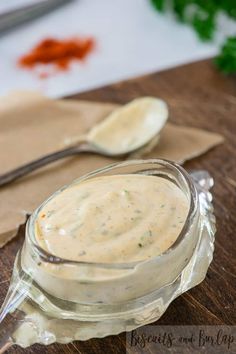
[1,59,236,353]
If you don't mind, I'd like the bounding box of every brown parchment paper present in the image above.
[0,91,223,246]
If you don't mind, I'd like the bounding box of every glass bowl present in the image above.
[0,159,216,350]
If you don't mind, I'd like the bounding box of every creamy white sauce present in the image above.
[36,174,189,263]
[87,97,168,154]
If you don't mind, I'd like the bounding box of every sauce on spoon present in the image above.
[87,97,168,155]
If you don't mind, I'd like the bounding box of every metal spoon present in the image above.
[0,97,168,187]
[0,0,74,36]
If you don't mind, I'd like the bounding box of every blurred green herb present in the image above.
[215,37,236,74]
[150,0,236,73]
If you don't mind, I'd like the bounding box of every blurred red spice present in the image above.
[18,36,95,74]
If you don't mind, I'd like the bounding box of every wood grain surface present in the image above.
[1,59,236,353]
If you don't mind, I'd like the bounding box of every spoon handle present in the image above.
[0,144,94,188]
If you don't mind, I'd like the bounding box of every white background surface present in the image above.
[0,0,235,98]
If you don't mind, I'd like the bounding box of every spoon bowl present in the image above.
[87,97,168,155]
